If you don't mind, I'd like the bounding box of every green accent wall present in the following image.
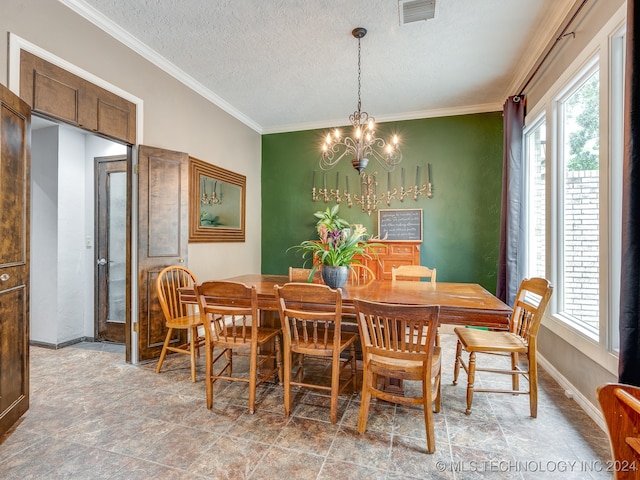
[261,112,504,293]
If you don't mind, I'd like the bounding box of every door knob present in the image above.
[97,258,108,266]
[0,273,9,281]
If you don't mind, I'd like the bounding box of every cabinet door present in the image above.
[354,244,387,280]
[79,82,136,143]
[20,50,136,144]
[0,82,31,436]
[378,242,421,280]
[20,50,81,125]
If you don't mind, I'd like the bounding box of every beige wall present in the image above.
[520,0,625,413]
[524,0,625,108]
[0,0,262,281]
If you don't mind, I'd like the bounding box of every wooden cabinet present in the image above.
[357,240,421,280]
[19,50,136,144]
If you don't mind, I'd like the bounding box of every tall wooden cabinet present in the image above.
[357,240,421,280]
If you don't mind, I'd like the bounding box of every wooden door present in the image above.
[137,145,189,362]
[0,83,31,436]
[96,155,128,343]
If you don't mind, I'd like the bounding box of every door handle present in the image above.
[0,273,9,282]
[97,258,108,266]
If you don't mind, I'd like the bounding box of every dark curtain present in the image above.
[619,0,640,386]
[496,95,526,306]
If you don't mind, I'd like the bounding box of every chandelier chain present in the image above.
[357,36,362,115]
[319,26,402,174]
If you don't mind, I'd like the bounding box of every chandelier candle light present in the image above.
[201,177,223,205]
[320,28,402,175]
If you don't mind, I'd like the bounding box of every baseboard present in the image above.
[537,353,607,432]
[29,336,94,350]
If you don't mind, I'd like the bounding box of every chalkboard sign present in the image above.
[378,209,423,241]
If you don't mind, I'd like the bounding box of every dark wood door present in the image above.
[137,145,189,362]
[0,83,31,436]
[96,155,127,343]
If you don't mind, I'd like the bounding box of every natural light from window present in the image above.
[525,118,546,279]
[559,68,600,338]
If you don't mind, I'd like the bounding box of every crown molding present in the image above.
[502,0,580,100]
[262,102,503,135]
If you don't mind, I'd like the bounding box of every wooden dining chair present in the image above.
[195,281,283,413]
[288,266,321,283]
[391,264,439,346]
[274,282,358,423]
[597,383,640,480]
[349,263,376,285]
[453,277,553,417]
[354,299,441,453]
[392,264,436,283]
[155,265,203,382]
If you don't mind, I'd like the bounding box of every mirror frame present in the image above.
[189,156,246,242]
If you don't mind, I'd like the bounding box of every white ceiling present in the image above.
[60,0,575,134]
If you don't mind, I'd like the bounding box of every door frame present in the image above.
[9,35,144,363]
[94,154,129,344]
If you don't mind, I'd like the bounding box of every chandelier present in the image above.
[320,27,402,175]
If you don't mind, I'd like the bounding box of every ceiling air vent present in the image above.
[399,0,436,25]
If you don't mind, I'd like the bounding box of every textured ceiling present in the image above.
[61,0,574,133]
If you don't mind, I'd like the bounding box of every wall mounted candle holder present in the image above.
[311,164,433,216]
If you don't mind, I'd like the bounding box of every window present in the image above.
[557,65,600,338]
[523,6,626,373]
[609,26,626,353]
[524,117,546,279]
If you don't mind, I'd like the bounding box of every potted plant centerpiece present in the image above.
[288,205,377,288]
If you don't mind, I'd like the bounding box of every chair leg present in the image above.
[350,342,357,392]
[156,328,173,374]
[275,335,284,385]
[423,376,436,453]
[205,345,214,410]
[511,352,519,392]
[453,339,462,385]
[248,344,258,414]
[465,352,476,415]
[283,346,292,417]
[357,368,373,434]
[330,352,341,424]
[434,370,442,414]
[529,350,538,418]
[190,327,197,382]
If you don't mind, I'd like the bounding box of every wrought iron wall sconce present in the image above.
[312,164,433,216]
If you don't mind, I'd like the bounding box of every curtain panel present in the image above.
[619,0,640,386]
[496,95,526,306]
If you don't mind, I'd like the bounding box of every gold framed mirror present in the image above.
[189,157,246,242]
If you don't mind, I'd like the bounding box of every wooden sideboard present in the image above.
[356,240,421,280]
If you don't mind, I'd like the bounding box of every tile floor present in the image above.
[0,334,613,479]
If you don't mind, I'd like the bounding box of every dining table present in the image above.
[182,273,512,395]
[181,273,512,329]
